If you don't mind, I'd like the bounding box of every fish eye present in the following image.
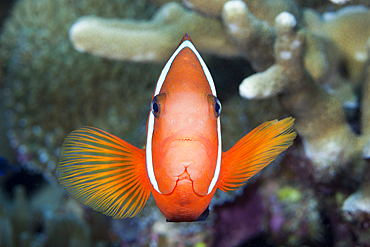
[151,93,166,118]
[151,97,160,118]
[152,101,159,115]
[214,97,222,118]
[207,94,222,118]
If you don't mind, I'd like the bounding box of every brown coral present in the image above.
[67,1,370,107]
[305,6,370,85]
[69,2,239,63]
[240,11,367,183]
[221,0,276,71]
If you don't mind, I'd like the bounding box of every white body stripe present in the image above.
[146,39,222,195]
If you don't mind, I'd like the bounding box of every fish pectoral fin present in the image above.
[57,126,150,219]
[218,117,296,192]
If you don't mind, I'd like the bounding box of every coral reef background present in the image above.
[0,0,370,246]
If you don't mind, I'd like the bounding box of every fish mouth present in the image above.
[161,130,211,157]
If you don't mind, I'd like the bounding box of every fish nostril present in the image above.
[178,170,191,181]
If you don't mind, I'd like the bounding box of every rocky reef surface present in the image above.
[1,0,370,246]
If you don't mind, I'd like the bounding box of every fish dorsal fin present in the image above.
[58,127,150,218]
[218,118,296,192]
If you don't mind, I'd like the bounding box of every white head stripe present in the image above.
[146,39,222,195]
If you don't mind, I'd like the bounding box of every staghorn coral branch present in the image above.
[222,1,276,71]
[183,0,301,24]
[224,2,369,108]
[68,0,302,67]
[240,12,367,182]
[239,65,287,99]
[241,0,301,25]
[221,0,346,95]
[314,6,370,84]
[67,0,369,105]
[222,1,345,84]
[67,0,370,98]
[69,2,239,63]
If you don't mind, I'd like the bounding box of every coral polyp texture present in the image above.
[2,0,370,245]
[0,0,163,178]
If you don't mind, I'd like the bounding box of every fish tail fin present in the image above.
[57,127,150,219]
[218,117,296,192]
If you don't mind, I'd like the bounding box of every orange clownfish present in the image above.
[57,34,296,222]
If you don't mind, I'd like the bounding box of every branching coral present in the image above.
[240,11,368,183]
[303,6,370,85]
[181,0,301,24]
[68,0,302,69]
[221,1,276,71]
[235,7,370,239]
[181,0,229,17]
[68,1,370,107]
[224,1,365,108]
[69,2,239,62]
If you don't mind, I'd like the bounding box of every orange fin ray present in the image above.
[218,117,296,192]
[57,126,150,219]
